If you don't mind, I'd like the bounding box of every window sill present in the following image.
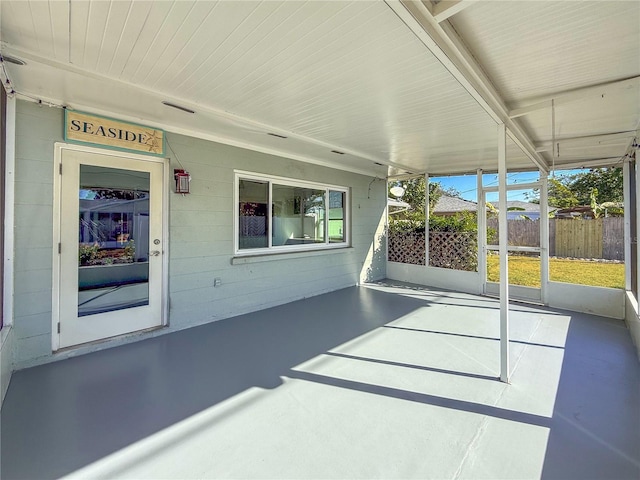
[231,246,353,265]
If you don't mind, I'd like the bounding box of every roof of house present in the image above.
[433,195,478,213]
[504,201,541,212]
[432,196,559,215]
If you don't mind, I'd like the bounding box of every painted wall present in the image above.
[388,258,625,320]
[547,282,624,319]
[624,292,640,361]
[0,327,14,403]
[387,262,482,295]
[11,100,387,368]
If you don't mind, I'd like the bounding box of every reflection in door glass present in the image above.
[78,166,150,316]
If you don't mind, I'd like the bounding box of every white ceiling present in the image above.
[1,0,638,177]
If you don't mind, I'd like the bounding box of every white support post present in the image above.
[636,148,640,303]
[385,177,390,274]
[623,159,631,292]
[3,95,16,329]
[425,173,429,267]
[477,169,486,295]
[539,170,549,305]
[498,124,510,383]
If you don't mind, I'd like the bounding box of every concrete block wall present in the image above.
[625,292,640,361]
[10,100,387,368]
[1,327,14,403]
[12,102,59,366]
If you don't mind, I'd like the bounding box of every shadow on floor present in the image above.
[1,286,430,479]
[2,283,639,479]
[541,312,640,479]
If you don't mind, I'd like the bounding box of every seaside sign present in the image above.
[65,110,165,156]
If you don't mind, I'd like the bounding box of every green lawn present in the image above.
[486,255,624,289]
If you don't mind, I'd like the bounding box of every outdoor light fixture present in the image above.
[390,186,405,198]
[174,169,191,194]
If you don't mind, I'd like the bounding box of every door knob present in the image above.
[150,250,161,256]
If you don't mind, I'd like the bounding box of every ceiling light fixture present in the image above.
[162,101,195,114]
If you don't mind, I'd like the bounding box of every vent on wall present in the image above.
[267,133,288,139]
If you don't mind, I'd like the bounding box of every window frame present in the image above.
[234,170,350,256]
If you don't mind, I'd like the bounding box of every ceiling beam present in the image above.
[509,75,640,119]
[385,0,548,173]
[534,131,637,153]
[551,157,624,170]
[431,0,475,23]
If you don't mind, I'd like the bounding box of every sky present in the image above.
[432,169,585,203]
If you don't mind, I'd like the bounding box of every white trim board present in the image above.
[3,95,16,329]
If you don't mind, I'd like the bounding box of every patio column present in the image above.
[636,146,640,303]
[623,159,631,292]
[539,170,549,305]
[498,123,510,383]
[3,94,16,330]
[477,169,486,295]
[425,172,429,267]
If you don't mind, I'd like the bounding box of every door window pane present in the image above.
[78,165,150,316]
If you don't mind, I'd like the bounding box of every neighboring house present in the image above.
[504,201,546,220]
[432,195,478,216]
[430,195,556,220]
[554,203,623,219]
[554,206,596,219]
[490,200,556,220]
[388,198,411,215]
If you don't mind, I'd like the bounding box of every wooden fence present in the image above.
[487,217,623,260]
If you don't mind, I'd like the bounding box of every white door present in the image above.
[482,186,545,303]
[57,148,165,348]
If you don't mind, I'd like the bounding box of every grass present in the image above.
[486,255,624,289]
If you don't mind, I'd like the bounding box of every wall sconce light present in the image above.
[174,169,191,194]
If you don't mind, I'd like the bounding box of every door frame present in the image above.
[480,180,549,304]
[52,142,169,351]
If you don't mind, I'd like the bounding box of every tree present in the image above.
[389,177,443,222]
[527,176,578,208]
[441,185,463,199]
[568,167,622,205]
[547,177,579,208]
[527,168,623,207]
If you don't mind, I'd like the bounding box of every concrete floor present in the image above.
[1,282,639,479]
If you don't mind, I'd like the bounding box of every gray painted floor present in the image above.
[1,282,639,479]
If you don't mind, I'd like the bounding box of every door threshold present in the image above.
[54,325,167,356]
